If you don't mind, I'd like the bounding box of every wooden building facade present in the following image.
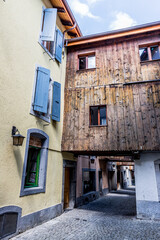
[62,22,160,156]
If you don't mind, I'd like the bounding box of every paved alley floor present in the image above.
[12,192,160,240]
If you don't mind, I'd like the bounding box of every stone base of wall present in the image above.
[76,191,99,207]
[18,203,63,233]
[0,204,62,239]
[76,188,109,207]
[137,200,160,220]
[102,188,109,196]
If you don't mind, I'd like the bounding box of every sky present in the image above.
[67,0,160,36]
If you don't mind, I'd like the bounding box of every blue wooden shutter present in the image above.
[52,82,61,121]
[55,29,63,63]
[40,8,57,41]
[33,67,50,114]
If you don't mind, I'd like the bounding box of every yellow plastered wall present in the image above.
[0,0,74,216]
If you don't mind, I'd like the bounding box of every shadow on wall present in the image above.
[13,148,23,177]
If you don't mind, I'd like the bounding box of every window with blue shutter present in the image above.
[40,8,57,42]
[52,82,61,121]
[33,67,50,114]
[55,29,63,63]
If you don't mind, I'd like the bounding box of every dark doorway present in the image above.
[64,167,70,209]
[63,160,76,210]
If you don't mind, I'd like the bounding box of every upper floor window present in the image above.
[139,44,160,62]
[30,65,61,123]
[79,54,95,70]
[39,8,63,63]
[90,105,107,126]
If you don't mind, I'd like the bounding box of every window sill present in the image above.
[76,68,96,73]
[140,59,160,64]
[30,112,51,123]
[89,125,107,128]
[20,187,45,197]
[38,41,55,61]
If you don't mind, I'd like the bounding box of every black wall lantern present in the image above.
[12,126,25,146]
[90,156,96,164]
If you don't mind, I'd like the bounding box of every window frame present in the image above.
[82,168,96,194]
[89,105,107,127]
[139,42,160,63]
[38,7,57,60]
[78,52,96,70]
[20,129,49,197]
[30,64,53,123]
[24,146,41,188]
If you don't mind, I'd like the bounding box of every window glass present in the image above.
[79,57,86,69]
[88,55,95,69]
[90,106,98,125]
[139,48,148,61]
[25,147,40,188]
[100,107,106,125]
[83,171,96,194]
[150,46,160,60]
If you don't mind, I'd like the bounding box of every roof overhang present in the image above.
[50,0,82,37]
[66,21,160,46]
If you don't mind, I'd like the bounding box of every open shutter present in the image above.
[33,67,50,114]
[52,82,61,121]
[55,29,63,63]
[40,8,57,41]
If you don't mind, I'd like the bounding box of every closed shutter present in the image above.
[52,81,61,121]
[33,67,50,114]
[40,8,57,41]
[55,29,63,63]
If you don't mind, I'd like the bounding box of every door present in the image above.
[64,167,70,209]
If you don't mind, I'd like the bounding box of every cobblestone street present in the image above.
[12,192,160,240]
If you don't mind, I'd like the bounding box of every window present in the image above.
[39,8,63,63]
[24,146,41,188]
[0,212,18,239]
[83,169,96,194]
[79,54,95,70]
[20,129,49,196]
[139,44,160,62]
[90,106,107,126]
[30,66,61,123]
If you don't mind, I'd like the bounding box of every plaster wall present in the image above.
[0,0,74,218]
[135,153,160,202]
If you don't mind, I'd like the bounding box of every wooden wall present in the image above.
[62,31,160,154]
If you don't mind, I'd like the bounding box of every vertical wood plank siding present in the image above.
[62,32,160,153]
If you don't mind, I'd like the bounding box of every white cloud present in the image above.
[86,0,102,4]
[68,0,100,19]
[109,12,137,30]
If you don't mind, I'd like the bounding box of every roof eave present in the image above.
[66,21,160,46]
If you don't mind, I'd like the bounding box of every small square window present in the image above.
[139,47,148,61]
[79,57,86,70]
[88,55,95,69]
[90,106,107,126]
[139,44,160,62]
[150,46,160,60]
[79,54,95,70]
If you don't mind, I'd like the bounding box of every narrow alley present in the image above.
[11,191,160,240]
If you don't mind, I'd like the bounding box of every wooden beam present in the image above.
[57,7,65,13]
[61,20,73,26]
[67,31,77,37]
